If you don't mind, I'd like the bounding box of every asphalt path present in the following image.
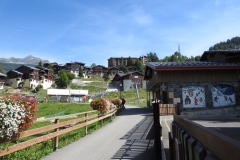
[41,105,154,160]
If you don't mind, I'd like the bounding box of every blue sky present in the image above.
[0,0,239,66]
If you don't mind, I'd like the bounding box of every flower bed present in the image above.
[0,94,38,140]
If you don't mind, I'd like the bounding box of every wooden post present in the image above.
[54,118,59,150]
[153,102,162,160]
[85,113,88,135]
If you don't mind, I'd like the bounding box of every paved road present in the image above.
[42,105,155,160]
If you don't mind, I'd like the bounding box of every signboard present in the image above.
[182,86,206,108]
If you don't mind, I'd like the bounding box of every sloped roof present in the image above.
[0,72,6,77]
[146,61,240,71]
[7,70,23,75]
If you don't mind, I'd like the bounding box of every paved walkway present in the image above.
[42,105,156,160]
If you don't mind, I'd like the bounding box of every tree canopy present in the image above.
[78,68,84,78]
[209,36,240,51]
[91,63,96,68]
[147,52,159,62]
[134,59,144,73]
[159,52,200,62]
[55,69,69,88]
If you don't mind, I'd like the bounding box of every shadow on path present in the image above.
[111,108,156,160]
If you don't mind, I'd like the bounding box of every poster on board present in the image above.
[211,84,236,107]
[182,86,206,108]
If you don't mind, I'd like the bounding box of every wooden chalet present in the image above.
[144,50,240,115]
[35,66,55,89]
[112,71,146,91]
[92,65,108,76]
[108,67,120,76]
[6,70,23,88]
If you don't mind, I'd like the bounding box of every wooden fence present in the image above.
[169,115,240,160]
[0,108,118,157]
[159,104,178,115]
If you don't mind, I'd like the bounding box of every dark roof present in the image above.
[7,70,23,75]
[35,66,51,71]
[200,50,240,61]
[146,61,240,70]
[84,66,92,69]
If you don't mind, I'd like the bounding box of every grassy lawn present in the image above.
[36,102,93,118]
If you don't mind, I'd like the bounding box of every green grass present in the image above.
[36,103,93,118]
[81,75,105,81]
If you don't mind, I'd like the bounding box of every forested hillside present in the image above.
[209,36,240,51]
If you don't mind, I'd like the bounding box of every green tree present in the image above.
[0,64,5,73]
[47,64,53,71]
[209,36,240,51]
[102,73,110,82]
[38,61,42,67]
[147,52,159,62]
[91,63,96,68]
[119,65,128,73]
[55,69,69,88]
[78,68,84,78]
[134,59,144,73]
[66,72,75,80]
[127,56,133,67]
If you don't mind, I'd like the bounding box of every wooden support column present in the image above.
[85,113,88,135]
[54,118,59,150]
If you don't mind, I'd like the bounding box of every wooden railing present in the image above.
[0,108,119,157]
[169,115,240,160]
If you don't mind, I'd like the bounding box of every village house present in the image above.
[112,71,146,91]
[35,66,55,89]
[92,65,108,76]
[144,50,240,118]
[83,66,92,78]
[6,65,55,89]
[6,70,23,88]
[0,72,6,89]
[108,67,120,76]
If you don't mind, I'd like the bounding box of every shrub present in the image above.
[111,98,122,108]
[90,98,107,114]
[0,94,38,139]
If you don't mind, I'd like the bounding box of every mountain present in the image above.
[0,55,50,72]
[0,55,49,65]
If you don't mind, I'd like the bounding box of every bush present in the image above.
[90,98,107,114]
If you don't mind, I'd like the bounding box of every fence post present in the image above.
[153,101,162,160]
[54,118,59,151]
[85,113,88,135]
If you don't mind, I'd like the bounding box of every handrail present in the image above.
[172,115,240,160]
[0,108,119,157]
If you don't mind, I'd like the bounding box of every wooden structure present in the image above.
[112,71,145,91]
[0,108,118,157]
[144,51,240,112]
[169,115,240,160]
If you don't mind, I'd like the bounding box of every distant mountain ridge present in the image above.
[0,55,49,65]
